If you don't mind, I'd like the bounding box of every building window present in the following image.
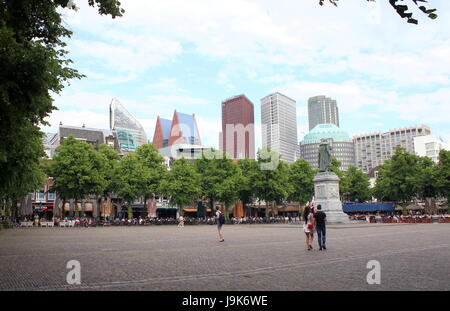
[48,193,56,200]
[37,192,45,200]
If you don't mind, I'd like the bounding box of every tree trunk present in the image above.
[74,198,78,218]
[209,196,215,214]
[127,202,132,219]
[12,199,18,220]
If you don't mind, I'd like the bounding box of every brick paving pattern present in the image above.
[0,223,449,290]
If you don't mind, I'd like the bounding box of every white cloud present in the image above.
[53,0,450,144]
[51,91,112,111]
[195,116,221,149]
[383,88,450,124]
[277,80,384,113]
[41,109,109,132]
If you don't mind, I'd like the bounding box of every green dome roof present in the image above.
[301,124,351,144]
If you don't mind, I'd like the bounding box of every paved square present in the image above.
[0,223,449,291]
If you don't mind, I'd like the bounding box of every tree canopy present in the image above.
[0,0,123,211]
[287,159,316,205]
[340,165,371,202]
[161,158,201,212]
[47,135,107,205]
[319,0,438,24]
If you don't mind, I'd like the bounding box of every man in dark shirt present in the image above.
[314,205,327,250]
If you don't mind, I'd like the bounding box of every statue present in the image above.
[318,138,332,172]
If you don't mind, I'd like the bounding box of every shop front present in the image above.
[32,203,54,219]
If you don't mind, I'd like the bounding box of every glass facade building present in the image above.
[261,92,298,164]
[110,98,147,152]
[308,95,339,131]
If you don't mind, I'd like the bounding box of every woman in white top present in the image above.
[303,205,315,250]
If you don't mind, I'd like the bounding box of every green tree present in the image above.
[319,0,437,24]
[114,153,147,219]
[436,149,450,203]
[98,144,121,195]
[136,143,167,206]
[0,122,46,217]
[255,149,291,217]
[161,158,201,214]
[287,159,317,205]
[413,156,439,200]
[48,135,106,217]
[215,160,242,218]
[237,158,259,216]
[341,166,371,202]
[373,147,421,203]
[330,157,344,179]
[98,144,120,217]
[0,0,123,214]
[195,150,241,218]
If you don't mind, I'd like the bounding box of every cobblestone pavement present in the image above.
[0,223,449,291]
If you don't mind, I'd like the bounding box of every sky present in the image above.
[42,0,450,149]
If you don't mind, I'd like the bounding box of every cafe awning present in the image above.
[183,208,197,213]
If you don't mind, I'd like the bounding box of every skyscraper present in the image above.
[261,92,298,164]
[219,94,255,159]
[153,110,201,148]
[308,95,339,130]
[109,98,147,152]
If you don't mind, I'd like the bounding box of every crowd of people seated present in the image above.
[349,212,450,223]
[10,210,450,228]
[110,215,300,226]
[11,215,302,227]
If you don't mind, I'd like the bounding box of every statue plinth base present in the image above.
[313,172,349,224]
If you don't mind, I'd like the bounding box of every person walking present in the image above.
[303,205,315,250]
[314,204,327,250]
[178,215,184,228]
[215,206,225,242]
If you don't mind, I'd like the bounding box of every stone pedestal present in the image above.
[313,172,349,224]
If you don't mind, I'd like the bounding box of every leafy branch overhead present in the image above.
[319,0,438,24]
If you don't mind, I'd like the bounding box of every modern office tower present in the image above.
[299,124,355,171]
[152,110,208,161]
[353,125,431,173]
[261,92,298,164]
[414,135,449,163]
[152,110,201,147]
[308,95,339,130]
[110,98,147,152]
[219,94,255,159]
[152,116,173,149]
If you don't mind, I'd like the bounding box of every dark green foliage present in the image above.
[287,159,316,205]
[136,144,167,201]
[436,150,450,202]
[237,158,259,210]
[161,158,201,210]
[255,149,291,216]
[47,135,107,202]
[114,153,146,211]
[195,150,241,214]
[0,0,123,212]
[373,147,447,203]
[340,166,371,202]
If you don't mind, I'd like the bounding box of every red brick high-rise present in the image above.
[219,95,255,159]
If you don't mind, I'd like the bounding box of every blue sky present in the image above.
[43,0,450,149]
